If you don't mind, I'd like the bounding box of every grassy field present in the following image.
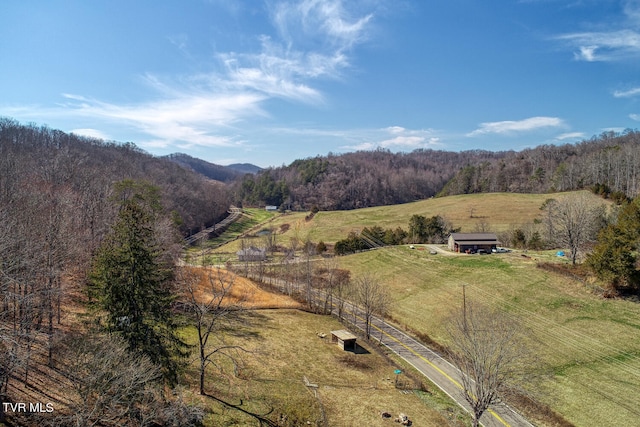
[182,309,468,426]
[181,267,470,426]
[186,208,278,257]
[203,191,639,427]
[210,192,607,253]
[335,247,640,427]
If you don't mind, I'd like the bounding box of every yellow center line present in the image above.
[345,306,511,427]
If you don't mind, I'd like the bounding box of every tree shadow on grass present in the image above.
[203,392,277,427]
[220,310,272,340]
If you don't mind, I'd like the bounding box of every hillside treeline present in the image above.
[438,130,640,197]
[0,118,231,237]
[234,149,504,210]
[164,152,245,183]
[235,130,640,210]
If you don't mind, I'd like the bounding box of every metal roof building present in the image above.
[448,233,500,253]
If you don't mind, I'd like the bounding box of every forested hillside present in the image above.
[439,130,640,198]
[164,152,248,183]
[0,118,231,237]
[0,118,232,425]
[235,130,640,210]
[233,149,505,210]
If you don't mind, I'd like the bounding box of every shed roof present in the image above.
[331,330,357,341]
[236,246,266,256]
[450,233,499,243]
[455,240,501,246]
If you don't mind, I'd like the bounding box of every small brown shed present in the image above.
[330,330,357,351]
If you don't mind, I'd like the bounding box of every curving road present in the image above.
[345,302,533,427]
[247,270,533,427]
[183,206,243,246]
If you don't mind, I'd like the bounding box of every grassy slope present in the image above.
[209,192,583,258]
[182,309,461,426]
[210,191,638,427]
[261,191,601,245]
[337,248,640,427]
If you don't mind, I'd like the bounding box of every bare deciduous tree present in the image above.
[544,192,604,264]
[446,302,526,427]
[53,332,162,427]
[180,266,248,395]
[353,274,390,340]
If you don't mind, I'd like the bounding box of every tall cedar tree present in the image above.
[587,196,640,292]
[89,180,188,384]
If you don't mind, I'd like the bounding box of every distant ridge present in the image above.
[227,163,262,175]
[164,153,260,182]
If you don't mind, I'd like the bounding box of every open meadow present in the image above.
[336,247,640,427]
[207,191,639,427]
[181,268,470,426]
[205,191,607,259]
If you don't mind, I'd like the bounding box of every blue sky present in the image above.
[3,0,640,167]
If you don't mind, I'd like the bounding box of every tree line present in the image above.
[233,129,640,211]
[334,215,457,255]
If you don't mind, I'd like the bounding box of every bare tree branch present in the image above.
[446,302,527,427]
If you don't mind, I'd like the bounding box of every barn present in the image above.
[448,233,500,253]
[236,246,267,262]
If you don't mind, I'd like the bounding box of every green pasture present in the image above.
[179,309,460,426]
[186,208,278,260]
[207,191,632,426]
[337,247,640,427]
[258,191,607,244]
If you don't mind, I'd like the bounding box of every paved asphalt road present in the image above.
[344,302,534,427]
[250,271,534,427]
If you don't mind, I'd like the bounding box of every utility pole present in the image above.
[462,284,467,333]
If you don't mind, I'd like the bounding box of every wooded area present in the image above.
[0,119,230,425]
[234,129,640,211]
[3,116,640,425]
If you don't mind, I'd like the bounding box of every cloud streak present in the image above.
[9,0,378,152]
[556,131,585,140]
[556,2,640,61]
[613,87,640,98]
[557,30,640,61]
[341,126,440,151]
[467,116,565,136]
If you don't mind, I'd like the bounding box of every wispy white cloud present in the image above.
[70,128,111,140]
[630,113,640,121]
[556,131,585,140]
[556,1,640,61]
[272,0,373,50]
[4,0,378,152]
[341,126,440,151]
[57,91,265,148]
[467,116,565,136]
[557,30,640,61]
[613,86,640,97]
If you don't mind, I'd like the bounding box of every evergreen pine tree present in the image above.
[587,197,640,293]
[89,180,188,384]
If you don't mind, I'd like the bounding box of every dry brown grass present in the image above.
[208,191,609,254]
[186,309,463,427]
[181,266,302,310]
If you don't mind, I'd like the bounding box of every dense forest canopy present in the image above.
[234,129,640,210]
[0,118,234,425]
